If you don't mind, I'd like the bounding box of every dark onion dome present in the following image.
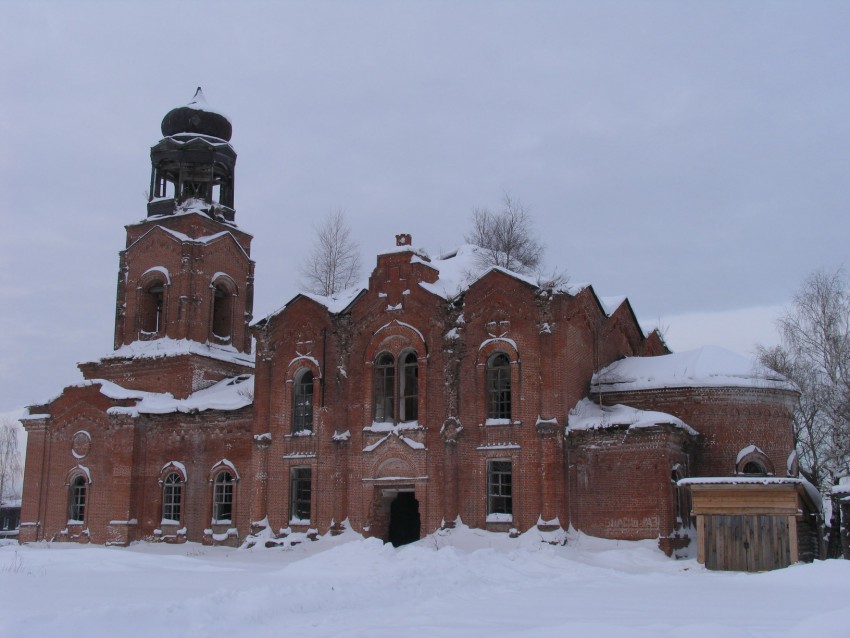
[160,87,232,141]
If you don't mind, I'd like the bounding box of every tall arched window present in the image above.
[162,472,184,523]
[400,351,418,422]
[68,475,87,523]
[486,352,512,420]
[212,284,233,339]
[212,471,234,522]
[140,280,165,334]
[293,369,315,432]
[374,352,395,423]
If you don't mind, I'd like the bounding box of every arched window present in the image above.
[293,369,315,432]
[212,471,234,523]
[140,280,165,334]
[374,352,395,423]
[68,475,87,523]
[399,351,418,422]
[212,284,233,339]
[486,352,512,420]
[742,461,767,475]
[162,472,184,523]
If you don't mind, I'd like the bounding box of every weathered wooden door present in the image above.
[705,514,791,571]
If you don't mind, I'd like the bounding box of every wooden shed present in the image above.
[679,477,822,571]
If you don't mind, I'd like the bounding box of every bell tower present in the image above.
[81,89,255,397]
[147,87,237,222]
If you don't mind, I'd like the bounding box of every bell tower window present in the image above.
[212,284,233,340]
[141,281,165,335]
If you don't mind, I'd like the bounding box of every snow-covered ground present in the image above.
[1,525,847,638]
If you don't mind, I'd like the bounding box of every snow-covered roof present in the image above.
[107,375,254,417]
[92,338,254,368]
[417,245,541,300]
[591,346,797,393]
[299,286,367,314]
[567,398,698,436]
[679,476,823,511]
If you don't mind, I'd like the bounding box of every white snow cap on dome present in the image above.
[184,86,229,119]
[591,345,797,393]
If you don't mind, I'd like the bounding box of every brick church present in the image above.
[19,90,817,565]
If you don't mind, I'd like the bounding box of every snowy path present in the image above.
[1,528,847,638]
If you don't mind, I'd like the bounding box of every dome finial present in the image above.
[189,87,207,106]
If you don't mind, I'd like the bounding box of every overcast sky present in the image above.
[1,1,847,413]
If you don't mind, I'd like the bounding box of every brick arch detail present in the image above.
[365,320,427,362]
[210,272,239,295]
[158,461,188,484]
[65,464,92,486]
[735,446,775,475]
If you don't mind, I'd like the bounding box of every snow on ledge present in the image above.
[93,337,254,368]
[591,346,797,393]
[567,399,698,436]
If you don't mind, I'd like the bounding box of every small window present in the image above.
[486,352,512,420]
[141,281,165,334]
[290,467,312,523]
[742,461,767,475]
[373,352,395,423]
[399,351,418,422]
[487,460,512,519]
[69,475,87,523]
[212,471,234,522]
[162,472,183,523]
[293,369,315,432]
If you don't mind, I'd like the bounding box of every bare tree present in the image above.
[465,194,544,275]
[757,268,850,494]
[0,417,23,503]
[300,210,362,297]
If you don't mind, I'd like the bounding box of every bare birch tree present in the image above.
[757,268,850,494]
[300,210,362,297]
[465,194,544,275]
[0,417,22,503]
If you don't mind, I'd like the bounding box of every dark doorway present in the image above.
[388,492,421,547]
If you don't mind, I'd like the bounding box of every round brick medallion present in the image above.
[71,430,92,459]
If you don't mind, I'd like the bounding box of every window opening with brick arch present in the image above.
[292,369,315,433]
[211,281,234,340]
[399,350,418,422]
[212,471,234,523]
[373,350,420,424]
[290,467,312,524]
[487,460,513,520]
[742,461,768,475]
[373,352,396,423]
[486,352,512,420]
[162,472,184,523]
[140,279,165,334]
[68,475,87,523]
[735,447,774,476]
